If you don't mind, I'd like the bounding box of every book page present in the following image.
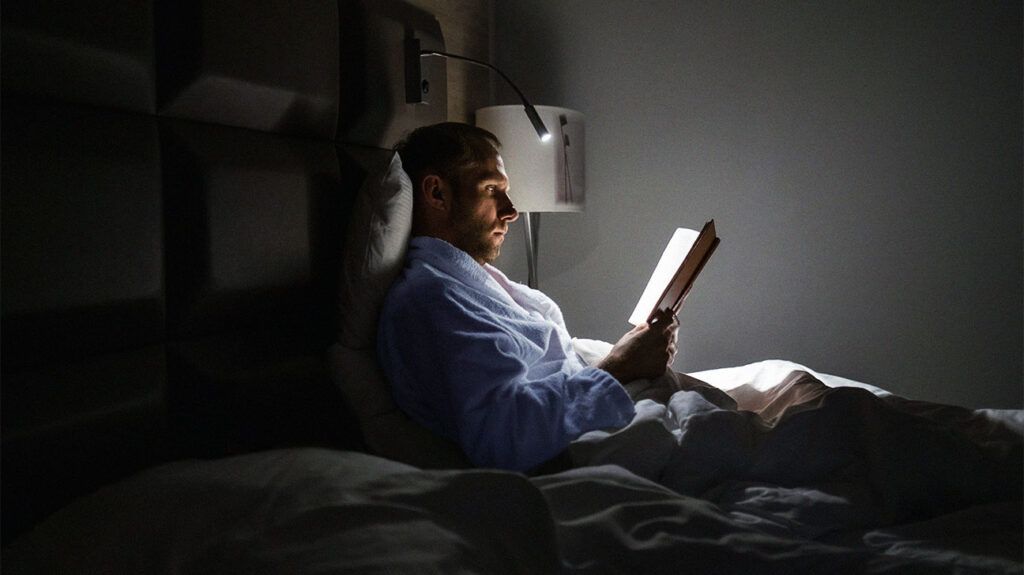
[628,228,699,326]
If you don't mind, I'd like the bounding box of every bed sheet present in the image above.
[566,360,1023,572]
[5,361,1022,574]
[6,450,1019,574]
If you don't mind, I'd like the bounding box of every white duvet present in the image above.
[6,361,1022,574]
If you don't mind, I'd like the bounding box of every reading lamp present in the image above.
[406,37,578,288]
[477,105,585,289]
[404,38,551,142]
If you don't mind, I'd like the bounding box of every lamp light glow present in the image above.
[524,104,552,142]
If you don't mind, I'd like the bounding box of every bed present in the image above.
[3,1,1021,573]
[5,361,1022,573]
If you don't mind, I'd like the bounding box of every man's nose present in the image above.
[499,194,519,222]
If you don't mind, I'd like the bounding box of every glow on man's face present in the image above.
[450,154,518,265]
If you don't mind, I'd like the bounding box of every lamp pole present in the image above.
[522,212,540,289]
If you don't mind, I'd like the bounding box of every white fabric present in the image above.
[572,339,892,398]
[566,362,1022,533]
[331,152,469,468]
[689,359,892,396]
[4,449,558,574]
[570,337,613,367]
[378,236,635,472]
[328,343,470,468]
[337,151,413,349]
[9,401,1021,574]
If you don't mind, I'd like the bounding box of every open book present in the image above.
[628,220,720,326]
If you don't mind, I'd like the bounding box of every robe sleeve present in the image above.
[380,284,636,472]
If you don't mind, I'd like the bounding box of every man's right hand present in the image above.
[596,308,679,384]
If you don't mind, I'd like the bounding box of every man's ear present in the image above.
[420,174,450,211]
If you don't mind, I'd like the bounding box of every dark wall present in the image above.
[1,0,450,540]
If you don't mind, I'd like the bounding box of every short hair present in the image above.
[394,122,501,193]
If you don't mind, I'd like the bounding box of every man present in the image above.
[378,122,679,472]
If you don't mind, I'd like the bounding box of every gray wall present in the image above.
[491,0,1022,408]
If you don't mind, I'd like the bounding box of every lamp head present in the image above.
[524,104,551,142]
[476,105,585,213]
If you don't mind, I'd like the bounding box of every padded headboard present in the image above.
[1,0,447,541]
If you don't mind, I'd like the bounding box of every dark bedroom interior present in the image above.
[1,0,1021,572]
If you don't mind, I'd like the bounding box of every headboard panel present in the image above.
[2,98,166,368]
[155,0,341,139]
[159,119,347,339]
[2,0,447,541]
[1,0,157,113]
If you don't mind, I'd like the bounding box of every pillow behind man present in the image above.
[337,151,411,349]
[331,150,470,469]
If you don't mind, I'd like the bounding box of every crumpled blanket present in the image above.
[6,360,1021,574]
[569,363,1023,549]
[8,444,1020,574]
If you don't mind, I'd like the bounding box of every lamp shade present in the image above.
[476,105,584,213]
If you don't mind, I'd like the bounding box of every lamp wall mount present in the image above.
[404,37,550,141]
[404,36,437,105]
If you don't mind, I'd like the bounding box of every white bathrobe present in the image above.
[378,236,635,471]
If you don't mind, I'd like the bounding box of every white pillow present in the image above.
[338,151,413,349]
[332,151,470,468]
[329,343,471,468]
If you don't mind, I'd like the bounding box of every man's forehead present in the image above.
[470,154,508,183]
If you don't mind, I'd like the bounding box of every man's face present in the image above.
[449,154,518,265]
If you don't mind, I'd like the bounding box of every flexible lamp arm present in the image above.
[417,49,551,142]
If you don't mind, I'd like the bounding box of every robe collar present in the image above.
[407,236,520,309]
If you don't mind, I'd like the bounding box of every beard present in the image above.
[450,201,503,264]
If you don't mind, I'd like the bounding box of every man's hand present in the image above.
[597,308,679,384]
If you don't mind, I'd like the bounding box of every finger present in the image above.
[650,308,673,327]
[660,308,677,322]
